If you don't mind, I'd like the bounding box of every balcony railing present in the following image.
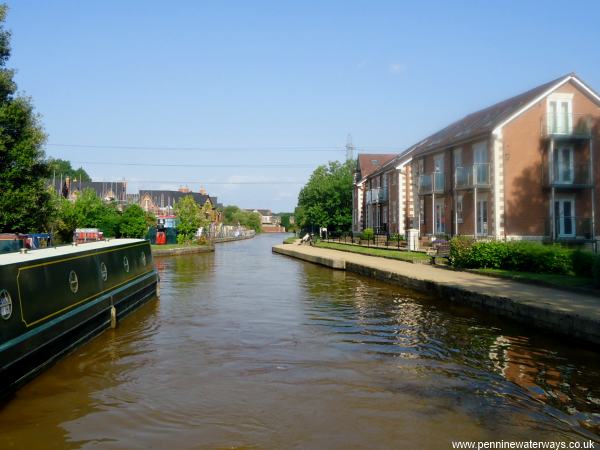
[541,113,593,139]
[366,187,389,204]
[542,163,593,188]
[418,172,445,195]
[545,216,594,240]
[455,163,491,190]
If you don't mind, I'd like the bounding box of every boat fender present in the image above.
[110,305,117,328]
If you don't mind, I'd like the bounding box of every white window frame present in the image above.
[477,194,489,236]
[547,93,573,135]
[456,195,463,224]
[434,198,445,234]
[553,194,576,238]
[553,144,574,184]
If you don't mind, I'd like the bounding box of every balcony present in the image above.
[541,113,593,139]
[366,187,389,204]
[455,163,491,190]
[542,163,593,188]
[418,172,445,195]
[545,216,594,241]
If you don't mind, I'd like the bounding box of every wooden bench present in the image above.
[426,242,450,265]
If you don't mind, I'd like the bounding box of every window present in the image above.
[553,145,574,184]
[453,147,463,168]
[0,289,12,320]
[382,206,388,224]
[391,201,397,224]
[547,94,573,135]
[456,195,463,224]
[69,270,79,294]
[420,199,425,224]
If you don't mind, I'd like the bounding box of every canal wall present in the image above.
[272,244,600,346]
[152,245,214,257]
[213,234,256,244]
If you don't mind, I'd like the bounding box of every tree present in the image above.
[119,204,149,238]
[296,160,354,233]
[174,195,210,244]
[0,5,53,233]
[221,205,262,233]
[277,212,297,232]
[51,189,121,242]
[47,158,91,182]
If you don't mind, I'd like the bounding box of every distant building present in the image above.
[49,177,128,203]
[137,187,221,223]
[246,209,285,232]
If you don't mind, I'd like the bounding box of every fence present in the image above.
[323,230,408,251]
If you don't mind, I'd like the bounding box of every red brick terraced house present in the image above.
[355,73,600,244]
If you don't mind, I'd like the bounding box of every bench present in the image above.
[426,242,450,265]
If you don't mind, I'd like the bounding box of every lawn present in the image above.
[283,236,297,244]
[314,241,430,263]
[471,268,596,291]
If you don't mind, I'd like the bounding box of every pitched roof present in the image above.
[139,190,214,207]
[356,154,397,180]
[403,73,585,157]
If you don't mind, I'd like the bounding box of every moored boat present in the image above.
[0,238,159,400]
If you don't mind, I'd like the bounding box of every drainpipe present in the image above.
[550,139,555,241]
[474,185,478,239]
[398,168,402,235]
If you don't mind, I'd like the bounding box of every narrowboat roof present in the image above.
[0,239,146,266]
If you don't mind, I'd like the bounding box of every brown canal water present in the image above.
[0,234,599,449]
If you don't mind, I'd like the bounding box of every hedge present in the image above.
[449,238,595,276]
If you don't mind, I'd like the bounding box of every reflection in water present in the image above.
[0,234,598,449]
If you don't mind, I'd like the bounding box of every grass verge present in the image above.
[283,237,297,244]
[314,241,430,263]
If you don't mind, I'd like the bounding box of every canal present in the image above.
[0,234,598,448]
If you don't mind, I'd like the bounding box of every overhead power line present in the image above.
[70,161,314,168]
[46,143,345,152]
[128,180,304,185]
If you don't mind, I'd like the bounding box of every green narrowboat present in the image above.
[0,238,159,400]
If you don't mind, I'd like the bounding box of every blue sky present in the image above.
[6,0,600,212]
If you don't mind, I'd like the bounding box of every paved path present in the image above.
[273,243,600,345]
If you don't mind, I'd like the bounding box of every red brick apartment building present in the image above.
[355,73,600,243]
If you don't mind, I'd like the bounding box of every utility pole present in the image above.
[346,134,355,161]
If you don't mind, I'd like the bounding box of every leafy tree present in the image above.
[221,205,262,233]
[73,189,120,237]
[277,212,297,232]
[51,189,121,242]
[0,5,53,232]
[47,157,91,182]
[174,195,210,244]
[296,160,354,233]
[119,204,149,238]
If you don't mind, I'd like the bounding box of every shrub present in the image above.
[504,241,572,275]
[449,236,475,268]
[362,228,374,241]
[449,238,574,275]
[572,250,595,278]
[468,240,510,269]
[390,233,405,241]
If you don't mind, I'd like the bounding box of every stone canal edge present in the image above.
[272,244,600,346]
